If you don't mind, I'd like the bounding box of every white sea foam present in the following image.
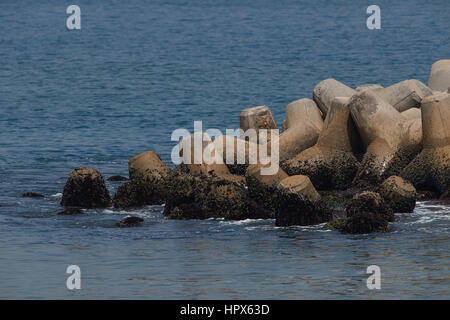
[219,219,272,226]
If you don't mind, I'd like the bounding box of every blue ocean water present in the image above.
[0,0,449,299]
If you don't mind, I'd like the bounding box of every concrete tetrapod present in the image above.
[349,90,422,186]
[276,99,324,162]
[313,78,356,117]
[281,98,324,132]
[428,59,450,92]
[376,79,432,112]
[282,97,360,190]
[401,92,450,196]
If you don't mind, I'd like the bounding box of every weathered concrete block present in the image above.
[349,90,422,185]
[240,105,277,133]
[129,151,170,181]
[278,175,321,203]
[401,107,421,120]
[313,79,356,116]
[379,176,416,213]
[178,131,230,177]
[428,59,450,92]
[282,97,360,190]
[376,79,432,112]
[283,98,323,132]
[401,92,450,196]
[275,176,330,227]
[355,84,384,92]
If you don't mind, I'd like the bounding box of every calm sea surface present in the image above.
[0,0,449,299]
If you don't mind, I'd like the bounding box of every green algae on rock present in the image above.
[61,168,111,209]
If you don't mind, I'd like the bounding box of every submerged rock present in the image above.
[341,191,393,234]
[379,176,416,213]
[113,178,166,208]
[282,97,360,190]
[22,192,44,198]
[57,208,83,215]
[163,169,270,220]
[275,175,330,227]
[61,168,111,208]
[324,218,348,230]
[116,216,144,227]
[245,163,288,215]
[107,175,129,182]
[439,190,450,200]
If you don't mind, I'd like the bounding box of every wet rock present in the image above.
[341,211,389,234]
[163,169,270,220]
[417,191,438,201]
[439,189,450,200]
[315,192,352,219]
[275,176,330,227]
[324,218,348,230]
[282,97,360,190]
[129,151,170,181]
[341,192,394,234]
[204,183,270,220]
[401,92,450,196]
[278,175,321,203]
[116,216,144,227]
[57,208,83,215]
[377,79,433,112]
[61,168,111,208]
[379,176,416,213]
[21,192,44,198]
[428,59,450,92]
[112,178,166,208]
[349,90,422,186]
[313,78,356,117]
[107,175,129,182]
[245,163,288,214]
[346,191,394,222]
